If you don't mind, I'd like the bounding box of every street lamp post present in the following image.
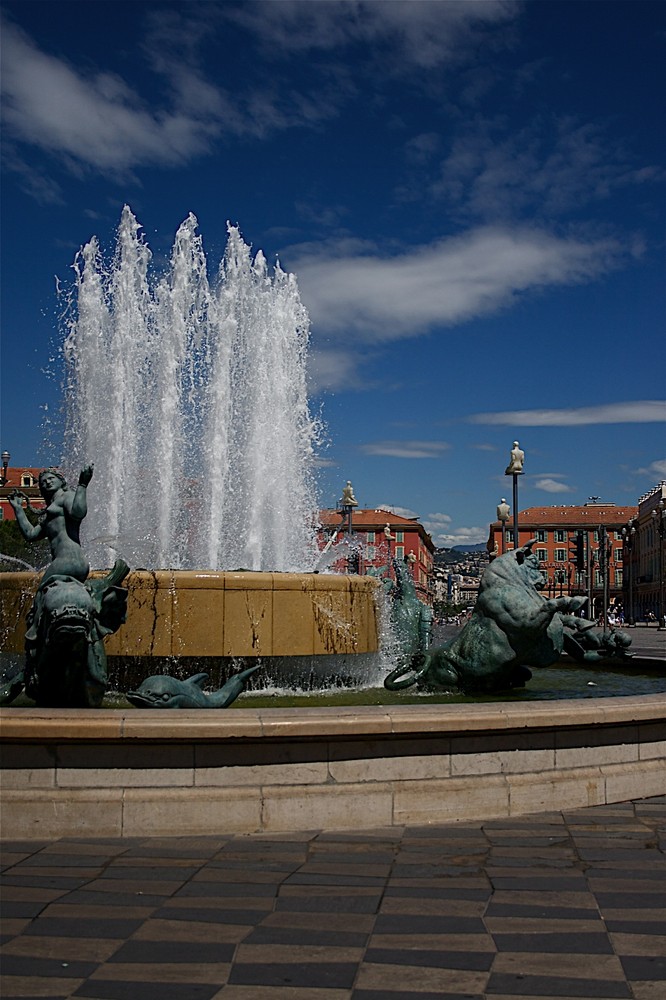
[338,480,359,574]
[504,441,525,549]
[651,499,665,629]
[621,518,636,626]
[0,450,10,487]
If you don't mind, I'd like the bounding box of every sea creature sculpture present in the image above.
[387,556,432,667]
[560,616,633,663]
[385,540,586,693]
[127,665,261,709]
[3,464,129,707]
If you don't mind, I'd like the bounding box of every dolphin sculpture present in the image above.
[127,665,261,709]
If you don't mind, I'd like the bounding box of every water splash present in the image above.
[0,553,38,571]
[62,207,321,572]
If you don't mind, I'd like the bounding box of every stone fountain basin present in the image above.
[0,569,380,658]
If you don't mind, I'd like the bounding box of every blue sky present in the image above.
[1,0,664,546]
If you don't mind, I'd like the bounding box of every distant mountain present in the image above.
[451,543,488,553]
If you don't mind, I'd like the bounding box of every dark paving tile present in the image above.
[283,872,387,886]
[276,893,381,914]
[385,885,491,900]
[0,875,92,890]
[8,853,112,868]
[1,900,51,919]
[228,960,358,988]
[364,948,494,971]
[604,919,666,935]
[374,914,486,934]
[489,876,589,892]
[108,939,235,963]
[155,905,272,925]
[586,868,666,881]
[243,925,369,947]
[0,955,98,978]
[175,881,281,897]
[99,866,200,880]
[620,954,666,979]
[486,972,631,996]
[56,889,170,907]
[23,917,145,938]
[596,892,666,908]
[73,981,220,999]
[492,932,614,954]
[353,993,482,1000]
[486,902,602,919]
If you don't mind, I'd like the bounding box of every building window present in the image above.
[595,570,603,586]
[554,529,567,543]
[615,568,623,586]
[365,546,375,561]
[537,549,548,562]
[21,475,32,487]
[395,545,404,560]
[506,529,514,543]
[615,549,622,562]
[555,549,566,562]
[535,529,548,542]
[395,531,404,543]
[366,531,375,543]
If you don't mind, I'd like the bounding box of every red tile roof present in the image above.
[492,504,637,528]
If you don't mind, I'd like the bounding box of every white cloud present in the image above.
[288,226,624,341]
[633,459,666,479]
[469,401,666,426]
[432,525,488,546]
[360,440,450,459]
[227,0,519,68]
[375,505,420,519]
[0,16,338,179]
[434,116,664,221]
[533,478,574,494]
[1,20,222,173]
[307,348,368,394]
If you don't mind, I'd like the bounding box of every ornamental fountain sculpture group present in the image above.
[0,212,634,708]
[1,465,634,709]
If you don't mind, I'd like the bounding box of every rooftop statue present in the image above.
[340,481,358,507]
[385,540,586,693]
[3,464,129,707]
[505,441,525,475]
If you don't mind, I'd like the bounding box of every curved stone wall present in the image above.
[1,696,664,839]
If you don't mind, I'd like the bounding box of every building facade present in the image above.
[318,508,435,604]
[622,482,666,624]
[487,501,638,619]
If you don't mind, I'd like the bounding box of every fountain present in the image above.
[0,208,380,690]
[0,209,664,838]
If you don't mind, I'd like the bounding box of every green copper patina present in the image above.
[385,540,594,694]
[2,465,129,707]
[127,665,261,709]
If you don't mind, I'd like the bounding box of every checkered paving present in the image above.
[1,796,665,999]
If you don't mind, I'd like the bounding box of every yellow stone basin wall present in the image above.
[0,570,380,658]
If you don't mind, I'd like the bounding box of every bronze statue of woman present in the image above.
[9,464,93,584]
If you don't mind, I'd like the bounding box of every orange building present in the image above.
[318,508,435,604]
[487,501,637,617]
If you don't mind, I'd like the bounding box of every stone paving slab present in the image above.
[1,796,665,999]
